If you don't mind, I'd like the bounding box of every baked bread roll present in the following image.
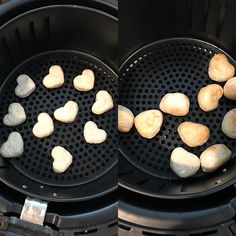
[208,53,235,82]
[178,121,210,147]
[134,110,163,139]
[118,105,134,132]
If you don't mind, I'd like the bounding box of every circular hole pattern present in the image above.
[119,39,236,180]
[0,51,117,186]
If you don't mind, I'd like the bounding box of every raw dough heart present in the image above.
[15,74,36,98]
[170,147,200,178]
[118,105,134,132]
[33,113,54,138]
[43,65,64,89]
[3,103,26,126]
[91,90,114,115]
[51,146,73,173]
[54,101,79,123]
[73,69,95,91]
[83,121,107,144]
[0,132,24,158]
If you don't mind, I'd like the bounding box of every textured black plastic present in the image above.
[0,50,117,187]
[119,38,236,196]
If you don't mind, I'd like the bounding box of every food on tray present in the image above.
[197,84,223,111]
[118,105,134,132]
[134,110,163,139]
[200,144,231,173]
[0,132,24,158]
[54,101,79,123]
[15,74,36,98]
[222,108,236,138]
[208,53,235,82]
[223,77,236,100]
[33,113,54,138]
[159,92,190,116]
[83,121,107,144]
[91,90,114,115]
[73,69,95,91]
[170,147,200,178]
[177,121,210,147]
[51,146,73,173]
[3,103,26,126]
[43,65,64,89]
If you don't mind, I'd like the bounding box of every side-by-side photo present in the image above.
[0,0,117,236]
[118,0,236,235]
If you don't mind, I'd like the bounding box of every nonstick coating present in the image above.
[119,38,236,198]
[0,50,117,188]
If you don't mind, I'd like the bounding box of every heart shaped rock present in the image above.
[83,121,107,144]
[33,113,54,138]
[91,90,114,115]
[43,65,64,89]
[3,103,26,126]
[15,74,36,98]
[54,101,79,123]
[0,132,24,158]
[51,146,73,173]
[73,69,95,91]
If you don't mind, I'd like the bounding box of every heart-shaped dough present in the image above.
[91,90,114,115]
[43,65,64,89]
[33,113,54,138]
[0,132,24,158]
[170,147,200,178]
[54,101,79,123]
[3,103,26,126]
[73,69,95,91]
[51,146,73,173]
[134,110,163,139]
[118,105,134,132]
[15,74,36,98]
[83,121,107,144]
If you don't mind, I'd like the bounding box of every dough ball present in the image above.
[134,110,163,139]
[51,146,73,173]
[159,93,190,116]
[178,122,210,147]
[83,121,107,144]
[33,113,54,138]
[197,84,223,111]
[3,103,26,126]
[200,144,231,173]
[222,108,236,138]
[118,105,134,132]
[43,65,64,89]
[223,77,236,100]
[208,53,235,82]
[0,132,24,158]
[170,147,200,178]
[54,101,79,123]
[91,90,114,115]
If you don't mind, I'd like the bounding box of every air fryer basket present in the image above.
[0,3,117,201]
[119,0,236,199]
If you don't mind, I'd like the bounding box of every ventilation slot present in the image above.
[44,17,51,42]
[29,21,36,45]
[202,0,210,33]
[2,38,12,61]
[216,3,227,38]
[107,221,118,228]
[143,231,175,236]
[137,178,149,186]
[118,224,131,231]
[15,28,24,53]
[189,229,218,236]
[74,229,98,235]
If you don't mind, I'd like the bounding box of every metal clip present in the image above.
[20,197,48,226]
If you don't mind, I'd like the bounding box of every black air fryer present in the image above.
[0,0,117,235]
[119,0,236,235]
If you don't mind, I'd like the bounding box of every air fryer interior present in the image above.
[0,4,118,201]
[119,0,236,198]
